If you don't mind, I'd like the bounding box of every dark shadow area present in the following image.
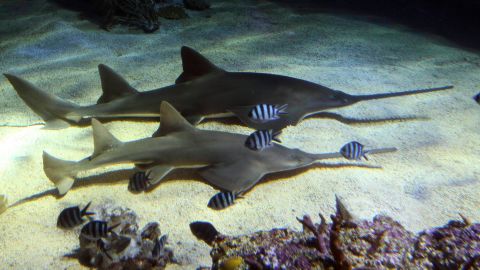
[268,0,480,50]
[48,0,105,27]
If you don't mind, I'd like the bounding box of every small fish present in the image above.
[340,141,369,161]
[152,234,168,258]
[57,202,94,229]
[208,191,241,210]
[189,221,220,246]
[128,171,150,192]
[248,104,288,123]
[80,220,119,241]
[245,130,281,151]
[474,92,480,104]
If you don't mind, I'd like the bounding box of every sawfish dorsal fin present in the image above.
[175,46,224,84]
[91,118,123,158]
[97,64,139,104]
[153,101,196,137]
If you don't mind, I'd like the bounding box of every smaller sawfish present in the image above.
[33,102,397,197]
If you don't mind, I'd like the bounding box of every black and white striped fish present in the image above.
[340,141,369,161]
[57,202,94,229]
[80,220,118,241]
[248,104,288,123]
[152,234,168,258]
[128,171,150,192]
[474,92,480,104]
[245,130,281,151]
[208,191,240,210]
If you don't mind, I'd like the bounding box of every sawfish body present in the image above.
[42,102,397,196]
[4,46,453,130]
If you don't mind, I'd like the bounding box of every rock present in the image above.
[196,197,480,269]
[69,204,174,269]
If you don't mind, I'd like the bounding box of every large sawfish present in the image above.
[39,102,396,196]
[4,46,453,130]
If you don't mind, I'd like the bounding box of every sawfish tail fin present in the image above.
[355,85,454,101]
[0,194,7,215]
[42,119,123,195]
[3,74,83,129]
[43,151,78,195]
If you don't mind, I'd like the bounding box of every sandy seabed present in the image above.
[0,0,479,269]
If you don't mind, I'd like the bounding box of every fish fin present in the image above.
[185,115,204,125]
[81,201,93,216]
[43,119,72,130]
[272,130,282,143]
[276,104,288,114]
[91,119,123,158]
[153,101,196,137]
[228,105,256,123]
[43,151,77,195]
[97,64,139,104]
[3,74,82,129]
[175,46,224,84]
[199,160,264,192]
[0,194,8,215]
[146,165,174,186]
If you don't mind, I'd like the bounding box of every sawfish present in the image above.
[40,101,396,196]
[3,46,453,130]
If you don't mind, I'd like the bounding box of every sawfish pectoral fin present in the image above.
[198,161,264,193]
[0,194,8,215]
[145,165,174,186]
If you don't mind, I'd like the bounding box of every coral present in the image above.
[195,197,480,270]
[67,204,174,269]
[411,215,480,269]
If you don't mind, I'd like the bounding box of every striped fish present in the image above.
[96,239,113,260]
[245,130,281,151]
[152,234,168,258]
[248,104,288,123]
[128,171,150,192]
[80,221,118,241]
[57,202,94,229]
[340,141,369,161]
[474,92,480,104]
[208,191,240,210]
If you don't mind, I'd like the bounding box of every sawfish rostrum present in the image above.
[42,102,396,195]
[4,46,453,130]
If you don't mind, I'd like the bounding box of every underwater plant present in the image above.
[191,196,480,269]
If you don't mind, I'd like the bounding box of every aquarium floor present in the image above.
[0,0,479,269]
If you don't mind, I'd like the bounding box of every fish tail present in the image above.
[42,151,78,195]
[355,85,454,101]
[276,104,288,114]
[81,201,94,216]
[3,74,84,129]
[272,130,282,143]
[0,194,8,215]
